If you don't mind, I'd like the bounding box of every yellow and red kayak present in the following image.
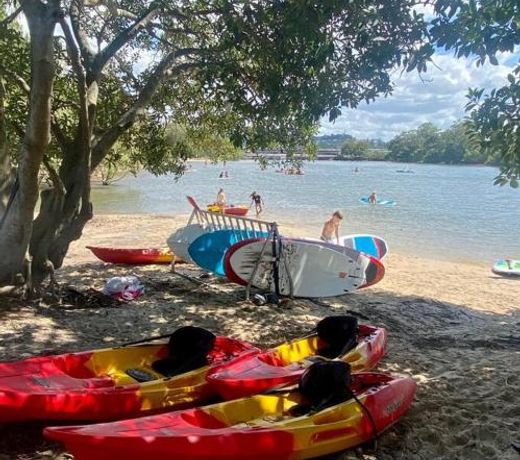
[207,204,249,216]
[87,246,176,265]
[0,329,257,422]
[207,320,387,400]
[45,369,416,460]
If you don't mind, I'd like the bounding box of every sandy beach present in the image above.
[1,213,520,459]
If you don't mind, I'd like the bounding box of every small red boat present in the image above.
[207,319,387,400]
[87,246,175,265]
[0,328,257,423]
[45,368,416,460]
[207,204,249,216]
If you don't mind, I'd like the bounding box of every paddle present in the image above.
[118,332,173,348]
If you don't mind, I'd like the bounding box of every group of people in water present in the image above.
[275,167,304,175]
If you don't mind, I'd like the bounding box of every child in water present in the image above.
[250,192,264,216]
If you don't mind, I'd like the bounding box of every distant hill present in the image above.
[314,133,353,148]
[315,134,386,149]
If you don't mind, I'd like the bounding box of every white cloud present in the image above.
[319,53,515,140]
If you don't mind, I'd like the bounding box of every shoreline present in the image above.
[64,213,518,313]
[87,211,494,268]
[183,157,500,169]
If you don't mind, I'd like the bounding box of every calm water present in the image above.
[92,161,520,263]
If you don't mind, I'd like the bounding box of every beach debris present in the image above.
[103,276,144,301]
[252,293,280,306]
[55,286,122,309]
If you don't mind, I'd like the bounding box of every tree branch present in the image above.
[50,117,70,152]
[0,78,12,212]
[0,63,30,94]
[91,53,199,170]
[69,0,96,67]
[42,156,65,197]
[92,3,160,75]
[0,5,23,26]
[59,17,88,118]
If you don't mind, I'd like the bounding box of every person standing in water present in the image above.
[320,210,343,244]
[250,191,264,216]
[368,191,377,204]
[216,188,226,211]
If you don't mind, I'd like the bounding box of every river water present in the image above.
[91,160,520,263]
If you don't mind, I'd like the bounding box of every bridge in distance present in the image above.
[243,148,340,160]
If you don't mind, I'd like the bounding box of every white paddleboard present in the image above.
[166,224,209,263]
[227,239,384,298]
[300,234,388,260]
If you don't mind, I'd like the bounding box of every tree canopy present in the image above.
[429,0,520,186]
[385,122,486,165]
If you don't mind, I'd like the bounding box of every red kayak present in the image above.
[207,204,249,216]
[0,327,257,422]
[207,318,387,400]
[45,366,416,460]
[87,246,175,265]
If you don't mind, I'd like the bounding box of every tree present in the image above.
[430,0,520,186]
[386,129,421,163]
[0,0,435,291]
[340,138,371,160]
[0,0,59,293]
[386,121,483,165]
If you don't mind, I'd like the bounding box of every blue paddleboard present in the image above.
[188,229,269,276]
[339,234,388,260]
[359,197,396,207]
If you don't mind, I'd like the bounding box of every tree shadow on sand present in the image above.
[0,262,519,459]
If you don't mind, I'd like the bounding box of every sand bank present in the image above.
[0,213,519,459]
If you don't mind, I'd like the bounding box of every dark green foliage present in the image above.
[340,138,372,160]
[430,0,520,185]
[465,75,520,187]
[386,122,486,165]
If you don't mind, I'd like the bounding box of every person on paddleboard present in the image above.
[321,210,343,244]
[250,191,264,216]
[368,191,377,204]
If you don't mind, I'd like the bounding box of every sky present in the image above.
[318,49,520,141]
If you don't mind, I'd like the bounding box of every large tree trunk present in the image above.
[0,78,12,215]
[0,1,59,285]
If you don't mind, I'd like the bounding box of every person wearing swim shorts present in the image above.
[250,191,264,216]
[321,210,343,244]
